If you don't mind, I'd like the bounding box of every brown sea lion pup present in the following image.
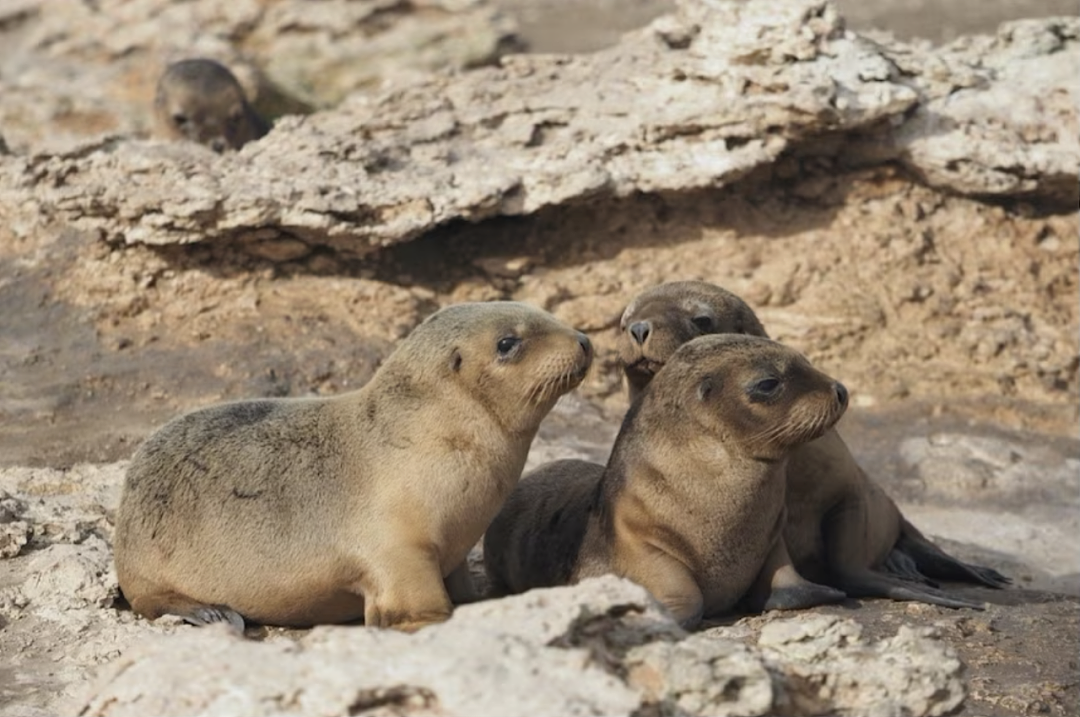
[154,58,270,152]
[115,301,592,632]
[484,334,849,629]
[617,281,1011,609]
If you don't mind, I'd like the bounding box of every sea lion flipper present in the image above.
[824,499,986,609]
[882,547,939,586]
[364,548,454,632]
[618,540,704,630]
[444,561,480,605]
[894,519,1012,589]
[129,591,246,632]
[187,604,246,632]
[834,569,988,610]
[745,538,847,612]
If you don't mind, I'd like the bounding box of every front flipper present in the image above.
[186,604,247,632]
[742,538,847,612]
[364,546,454,633]
[895,519,1011,589]
[129,591,246,632]
[617,538,704,630]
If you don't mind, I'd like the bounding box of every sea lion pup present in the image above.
[484,334,849,628]
[115,302,592,632]
[154,58,269,152]
[617,281,1011,609]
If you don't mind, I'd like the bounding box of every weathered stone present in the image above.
[0,520,30,559]
[759,615,966,717]
[73,580,970,717]
[0,0,518,150]
[1,0,1074,260]
[892,18,1079,205]
[77,577,656,717]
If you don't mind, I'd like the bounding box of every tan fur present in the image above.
[115,302,592,631]
[154,59,269,152]
[616,281,1010,609]
[484,334,848,628]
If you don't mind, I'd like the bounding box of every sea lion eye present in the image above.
[748,378,781,397]
[691,315,714,333]
[172,113,189,127]
[496,336,521,357]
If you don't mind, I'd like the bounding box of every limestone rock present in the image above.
[759,615,966,717]
[0,0,518,151]
[18,538,117,612]
[75,576,968,717]
[77,577,656,717]
[893,18,1080,205]
[0,492,30,560]
[2,0,1074,260]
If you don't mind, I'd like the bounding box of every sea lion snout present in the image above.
[573,332,593,377]
[835,381,848,408]
[576,331,592,359]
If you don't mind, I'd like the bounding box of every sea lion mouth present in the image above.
[624,358,665,379]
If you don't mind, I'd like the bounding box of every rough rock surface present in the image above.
[0,0,518,151]
[1,419,1076,716]
[72,576,965,717]
[1,0,1076,259]
[891,18,1080,203]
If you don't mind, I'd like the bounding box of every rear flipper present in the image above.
[130,591,246,632]
[836,568,988,610]
[895,519,1011,589]
[881,547,938,587]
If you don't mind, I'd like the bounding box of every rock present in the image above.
[75,576,970,717]
[0,0,518,151]
[893,19,1080,207]
[0,519,30,559]
[2,0,1074,258]
[758,615,966,717]
[19,538,117,611]
[78,577,655,717]
[625,637,776,716]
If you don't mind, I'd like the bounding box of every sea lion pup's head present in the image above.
[385,301,593,434]
[154,59,269,152]
[618,281,767,401]
[642,334,847,459]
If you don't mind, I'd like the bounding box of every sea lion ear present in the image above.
[449,349,463,372]
[697,377,713,402]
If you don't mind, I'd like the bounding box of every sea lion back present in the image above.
[483,459,603,596]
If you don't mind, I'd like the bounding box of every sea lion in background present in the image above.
[154,58,269,152]
[617,281,1010,609]
[115,302,593,632]
[484,334,849,629]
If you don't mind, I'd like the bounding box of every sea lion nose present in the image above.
[835,382,848,407]
[210,137,227,153]
[576,332,592,358]
[629,321,651,345]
